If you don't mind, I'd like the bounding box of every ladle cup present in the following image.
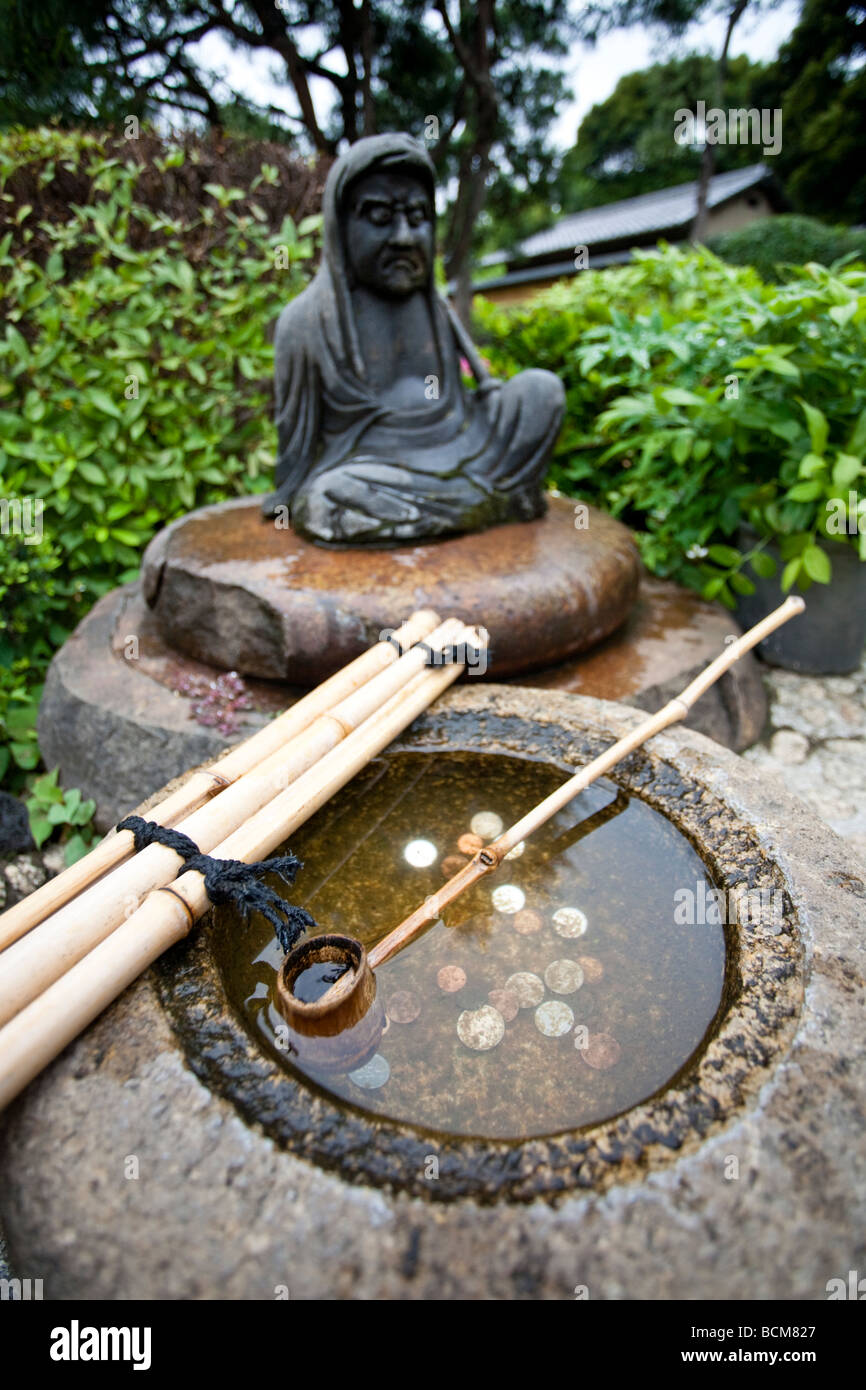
[275,934,385,1073]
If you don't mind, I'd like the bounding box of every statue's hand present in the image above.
[475,378,502,398]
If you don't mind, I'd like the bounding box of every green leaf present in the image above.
[802,544,832,584]
[798,452,826,479]
[10,741,40,769]
[29,815,54,849]
[672,433,692,464]
[729,572,755,596]
[781,557,802,592]
[87,389,123,419]
[707,544,741,567]
[832,454,862,489]
[763,355,800,379]
[64,833,92,866]
[829,301,857,328]
[786,481,824,502]
[799,400,829,456]
[750,551,777,580]
[78,461,106,485]
[660,387,704,407]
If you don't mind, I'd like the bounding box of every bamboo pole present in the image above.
[0,617,468,1028]
[0,609,440,951]
[0,628,484,1112]
[367,596,806,972]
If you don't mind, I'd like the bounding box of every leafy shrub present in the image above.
[710,214,866,284]
[26,767,96,865]
[476,244,866,607]
[0,125,319,795]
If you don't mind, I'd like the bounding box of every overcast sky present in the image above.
[190,1,801,151]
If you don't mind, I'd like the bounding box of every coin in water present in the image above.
[457,832,484,855]
[512,908,543,936]
[552,906,588,938]
[387,990,421,1024]
[457,1005,505,1051]
[403,838,438,868]
[544,958,585,995]
[580,1032,622,1070]
[535,1000,574,1037]
[470,811,503,840]
[348,1053,391,1088]
[488,987,520,1022]
[578,955,604,983]
[505,971,545,1008]
[504,840,526,861]
[492,883,526,914]
[441,853,469,878]
[437,964,467,993]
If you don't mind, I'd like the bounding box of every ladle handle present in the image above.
[368,595,805,971]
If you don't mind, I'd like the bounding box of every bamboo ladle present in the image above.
[276,596,805,1073]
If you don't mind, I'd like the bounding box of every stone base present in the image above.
[140,495,641,682]
[39,576,767,831]
[3,688,864,1299]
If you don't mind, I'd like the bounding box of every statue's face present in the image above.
[344,169,434,297]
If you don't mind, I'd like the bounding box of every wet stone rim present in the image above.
[153,697,804,1203]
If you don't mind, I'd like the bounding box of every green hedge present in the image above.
[0,126,318,807]
[476,243,866,607]
[709,213,866,283]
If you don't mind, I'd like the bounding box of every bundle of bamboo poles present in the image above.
[0,610,484,1110]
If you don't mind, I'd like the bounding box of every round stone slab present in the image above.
[141,495,640,683]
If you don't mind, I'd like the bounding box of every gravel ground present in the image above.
[742,650,866,871]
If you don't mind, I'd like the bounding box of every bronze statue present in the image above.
[264,133,565,545]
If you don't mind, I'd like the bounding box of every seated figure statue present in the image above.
[263,132,566,545]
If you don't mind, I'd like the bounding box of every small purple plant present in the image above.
[174,669,252,737]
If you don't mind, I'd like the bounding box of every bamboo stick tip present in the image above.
[787,595,806,614]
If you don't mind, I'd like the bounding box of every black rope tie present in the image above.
[117,815,316,953]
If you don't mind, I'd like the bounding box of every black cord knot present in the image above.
[116,815,315,952]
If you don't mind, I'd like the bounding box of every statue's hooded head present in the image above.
[322,134,437,301]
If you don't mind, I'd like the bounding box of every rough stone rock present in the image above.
[3,854,47,905]
[769,729,810,765]
[141,495,641,683]
[37,586,267,833]
[1,687,863,1300]
[743,646,866,870]
[0,793,33,855]
[514,573,767,751]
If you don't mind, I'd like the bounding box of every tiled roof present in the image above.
[513,163,772,260]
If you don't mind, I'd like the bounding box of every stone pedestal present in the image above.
[140,495,641,682]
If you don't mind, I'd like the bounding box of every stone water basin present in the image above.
[157,686,803,1202]
[5,686,863,1300]
[215,752,727,1141]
